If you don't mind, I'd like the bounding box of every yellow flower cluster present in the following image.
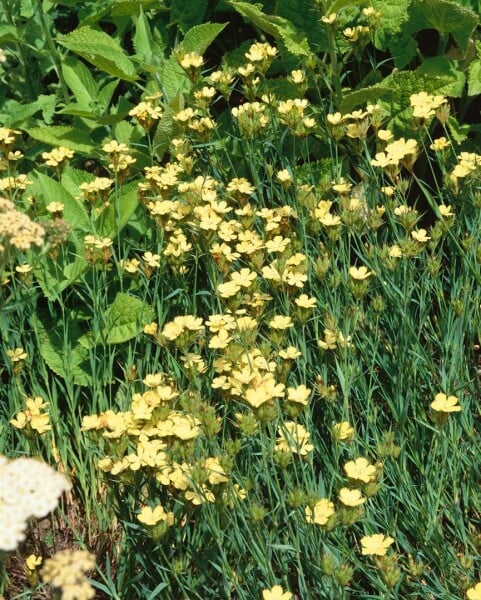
[10,396,52,435]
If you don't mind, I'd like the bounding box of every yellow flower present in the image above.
[269,315,293,330]
[360,533,394,556]
[467,582,481,599]
[438,204,454,218]
[339,487,366,507]
[26,554,43,570]
[262,585,292,600]
[137,505,174,526]
[332,421,354,441]
[344,457,376,483]
[7,347,27,362]
[287,385,311,405]
[431,392,461,413]
[305,498,335,525]
[411,228,431,243]
[349,266,374,280]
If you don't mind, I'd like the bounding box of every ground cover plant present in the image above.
[1,0,481,598]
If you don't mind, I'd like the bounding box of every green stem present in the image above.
[1,0,36,101]
[34,0,70,105]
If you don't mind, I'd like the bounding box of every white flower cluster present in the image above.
[0,456,71,551]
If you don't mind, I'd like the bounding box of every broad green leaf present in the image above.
[58,26,138,81]
[96,181,140,238]
[32,313,93,387]
[229,1,311,56]
[58,104,99,118]
[379,70,464,136]
[112,0,161,16]
[327,0,365,14]
[372,0,412,50]
[408,0,478,55]
[104,293,155,344]
[153,96,183,160]
[340,84,391,113]
[467,59,481,96]
[31,172,91,233]
[179,23,227,55]
[159,57,190,102]
[97,80,120,112]
[1,96,56,128]
[417,57,465,96]
[28,125,96,153]
[446,115,471,143]
[34,246,88,301]
[61,166,95,197]
[133,7,154,58]
[62,57,98,106]
[170,0,208,34]
[276,0,328,52]
[0,25,22,43]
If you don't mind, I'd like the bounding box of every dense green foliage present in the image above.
[1,0,481,598]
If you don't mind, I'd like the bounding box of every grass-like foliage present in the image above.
[1,0,481,598]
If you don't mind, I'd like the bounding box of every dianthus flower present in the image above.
[360,533,394,556]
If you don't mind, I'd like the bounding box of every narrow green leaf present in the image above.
[104,293,155,344]
[58,26,138,81]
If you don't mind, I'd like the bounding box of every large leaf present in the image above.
[407,0,478,56]
[179,23,227,55]
[104,293,155,344]
[62,56,98,107]
[379,69,465,136]
[34,245,88,301]
[32,313,93,387]
[58,26,138,81]
[229,1,311,56]
[27,125,96,153]
[0,96,56,128]
[96,180,140,238]
[153,96,184,161]
[170,0,208,34]
[158,57,190,102]
[340,84,391,113]
[276,0,328,52]
[372,0,412,49]
[30,172,91,233]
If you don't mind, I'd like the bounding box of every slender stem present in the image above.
[35,0,70,105]
[1,0,36,101]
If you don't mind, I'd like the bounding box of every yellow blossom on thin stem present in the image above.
[344,457,376,483]
[262,585,292,600]
[305,498,335,525]
[467,582,481,599]
[360,533,394,556]
[431,392,461,413]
